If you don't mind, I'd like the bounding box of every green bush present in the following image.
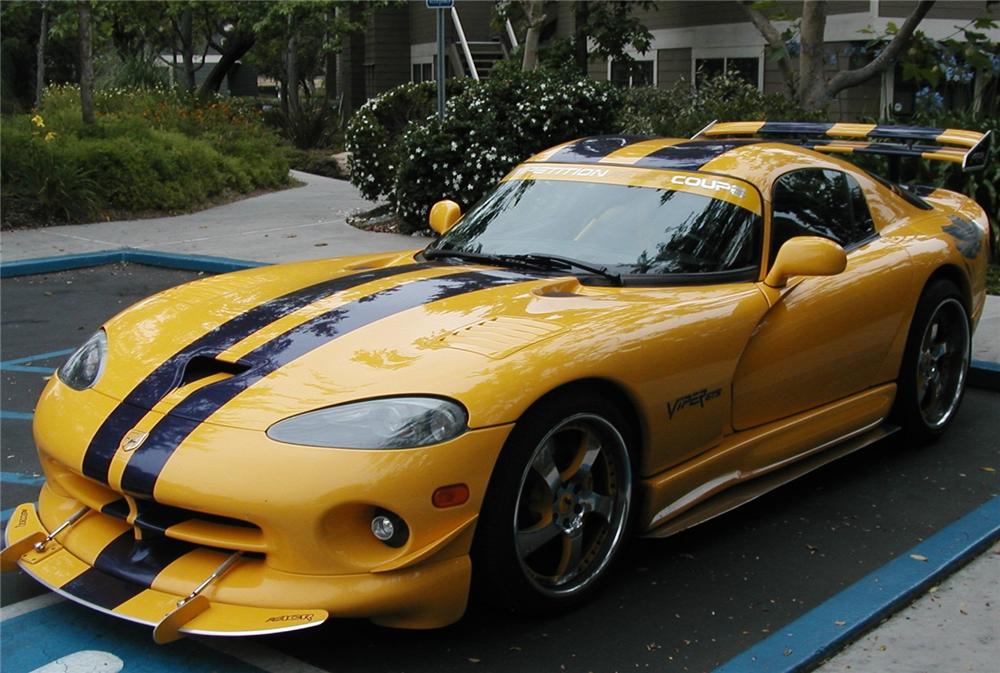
[617,74,816,137]
[389,70,620,232]
[1,86,288,226]
[346,80,468,202]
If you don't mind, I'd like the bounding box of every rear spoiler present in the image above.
[693,121,991,172]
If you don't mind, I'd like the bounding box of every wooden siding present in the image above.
[365,6,411,97]
[879,1,992,19]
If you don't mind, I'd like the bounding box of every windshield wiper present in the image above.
[424,249,623,285]
[509,253,623,286]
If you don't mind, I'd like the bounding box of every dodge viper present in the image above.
[3,121,991,641]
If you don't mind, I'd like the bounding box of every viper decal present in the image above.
[667,388,722,420]
[943,215,982,260]
[119,269,538,497]
[82,263,430,484]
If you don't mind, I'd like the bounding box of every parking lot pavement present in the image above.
[0,170,418,264]
[1,263,998,673]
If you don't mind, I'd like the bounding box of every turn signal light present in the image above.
[432,483,470,508]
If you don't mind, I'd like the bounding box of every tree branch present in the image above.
[739,1,796,97]
[825,0,934,97]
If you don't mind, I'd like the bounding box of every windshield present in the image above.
[427,176,762,276]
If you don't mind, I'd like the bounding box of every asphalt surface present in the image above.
[1,264,998,673]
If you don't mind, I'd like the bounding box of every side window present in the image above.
[770,169,877,264]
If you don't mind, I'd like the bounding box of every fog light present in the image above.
[371,515,395,541]
[370,508,409,548]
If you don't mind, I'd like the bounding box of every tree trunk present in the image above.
[286,11,300,116]
[573,1,590,76]
[521,0,546,71]
[798,0,828,109]
[323,11,336,105]
[197,31,255,98]
[180,8,196,92]
[77,0,94,124]
[35,3,48,108]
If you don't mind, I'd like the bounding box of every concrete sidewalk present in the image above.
[1,172,997,673]
[0,171,419,263]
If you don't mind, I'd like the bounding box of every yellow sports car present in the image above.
[3,121,991,642]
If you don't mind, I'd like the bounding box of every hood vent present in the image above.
[180,355,250,387]
[439,316,565,359]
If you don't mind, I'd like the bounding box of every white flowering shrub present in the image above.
[391,70,620,232]
[346,81,466,201]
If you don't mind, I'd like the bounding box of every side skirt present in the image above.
[639,385,900,539]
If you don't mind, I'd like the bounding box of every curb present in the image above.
[0,249,264,278]
[712,495,1000,673]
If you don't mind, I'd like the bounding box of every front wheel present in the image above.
[472,393,634,613]
[892,279,971,443]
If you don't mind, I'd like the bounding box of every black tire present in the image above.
[471,390,635,614]
[891,279,971,444]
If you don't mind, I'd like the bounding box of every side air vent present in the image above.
[180,355,250,387]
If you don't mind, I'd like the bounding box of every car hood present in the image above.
[90,252,755,432]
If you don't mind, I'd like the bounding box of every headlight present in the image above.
[58,330,107,391]
[266,396,468,449]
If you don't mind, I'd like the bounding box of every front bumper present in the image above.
[9,392,516,637]
[4,495,473,637]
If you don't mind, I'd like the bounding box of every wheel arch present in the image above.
[924,264,972,314]
[519,377,647,473]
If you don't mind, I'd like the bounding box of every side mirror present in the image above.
[429,200,462,235]
[764,236,846,288]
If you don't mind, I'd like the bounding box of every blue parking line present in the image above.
[0,349,76,367]
[713,495,1000,673]
[0,249,264,279]
[1,472,45,486]
[0,365,55,373]
[0,411,34,421]
[1,602,266,673]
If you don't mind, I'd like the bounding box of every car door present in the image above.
[731,168,912,430]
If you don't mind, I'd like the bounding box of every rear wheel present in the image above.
[473,392,634,613]
[892,280,970,443]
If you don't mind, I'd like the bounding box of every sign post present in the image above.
[426,0,453,121]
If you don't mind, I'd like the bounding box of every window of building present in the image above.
[609,58,655,88]
[770,169,876,263]
[411,61,433,83]
[694,56,761,89]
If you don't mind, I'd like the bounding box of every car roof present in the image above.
[526,136,864,193]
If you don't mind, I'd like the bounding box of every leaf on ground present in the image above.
[910,554,929,562]
[834,620,846,626]
[981,467,996,473]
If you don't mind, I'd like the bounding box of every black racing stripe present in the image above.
[757,121,836,136]
[60,566,147,610]
[631,140,759,170]
[81,263,428,485]
[543,136,648,163]
[101,499,129,520]
[60,531,194,610]
[119,269,539,497]
[869,125,946,142]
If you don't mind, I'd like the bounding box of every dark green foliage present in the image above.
[285,148,345,179]
[617,74,818,137]
[263,98,340,150]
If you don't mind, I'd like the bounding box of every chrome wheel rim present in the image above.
[916,297,969,429]
[513,413,631,597]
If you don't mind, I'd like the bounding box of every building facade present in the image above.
[338,0,998,120]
